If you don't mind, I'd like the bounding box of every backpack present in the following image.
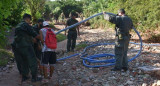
[45,28,57,49]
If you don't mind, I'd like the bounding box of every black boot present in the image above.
[31,76,42,82]
[122,67,128,71]
[111,67,121,71]
[22,76,29,82]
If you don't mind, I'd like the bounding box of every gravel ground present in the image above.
[52,27,160,86]
[1,26,160,86]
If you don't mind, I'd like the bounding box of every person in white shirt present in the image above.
[39,21,57,83]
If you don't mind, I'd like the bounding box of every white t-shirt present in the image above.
[41,28,56,52]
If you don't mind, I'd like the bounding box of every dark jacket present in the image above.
[14,21,37,48]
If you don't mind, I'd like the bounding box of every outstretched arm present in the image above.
[77,25,80,36]
[103,12,118,24]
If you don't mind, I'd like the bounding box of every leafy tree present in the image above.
[81,0,160,30]
[24,0,46,23]
[5,1,26,27]
[43,5,52,21]
[46,0,83,18]
[0,0,21,48]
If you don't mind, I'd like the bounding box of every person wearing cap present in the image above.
[103,9,133,71]
[33,19,44,75]
[39,21,57,83]
[65,11,80,52]
[12,13,42,82]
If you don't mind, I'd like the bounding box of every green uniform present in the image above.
[13,21,38,78]
[33,24,42,60]
[104,14,133,69]
[11,43,23,74]
[66,18,78,52]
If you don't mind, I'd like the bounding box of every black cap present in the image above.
[118,9,125,14]
[23,13,32,20]
[37,19,44,23]
[71,11,77,17]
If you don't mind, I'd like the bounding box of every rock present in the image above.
[132,71,138,76]
[152,82,157,86]
[89,75,95,80]
[139,66,159,71]
[126,80,133,85]
[130,78,135,81]
[121,73,125,76]
[142,83,147,86]
[81,78,89,83]
[136,63,140,66]
[93,79,98,83]
[63,62,67,66]
[155,70,160,77]
[72,66,76,70]
[92,68,99,73]
[103,82,110,86]
[108,76,116,80]
[144,74,150,78]
[138,66,160,77]
[157,80,160,85]
[76,69,81,72]
[119,85,124,86]
[2,67,7,71]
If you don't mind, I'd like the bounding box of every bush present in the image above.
[83,0,160,31]
[0,49,14,66]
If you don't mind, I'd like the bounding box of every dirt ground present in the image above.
[1,25,160,86]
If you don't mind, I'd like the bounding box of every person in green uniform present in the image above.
[103,9,133,71]
[65,12,80,52]
[33,19,44,75]
[13,13,42,82]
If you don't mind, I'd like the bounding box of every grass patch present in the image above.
[56,34,67,42]
[0,49,14,66]
[76,43,88,50]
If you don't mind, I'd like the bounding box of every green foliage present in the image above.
[43,5,52,21]
[0,49,14,66]
[5,1,26,27]
[1,0,160,48]
[123,0,160,31]
[24,0,46,23]
[82,0,160,31]
[46,0,83,18]
[82,0,109,29]
[0,0,21,48]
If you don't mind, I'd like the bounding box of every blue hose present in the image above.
[80,27,142,68]
[56,12,143,68]
[57,53,80,61]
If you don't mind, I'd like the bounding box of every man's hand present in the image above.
[103,11,106,14]
[32,38,37,43]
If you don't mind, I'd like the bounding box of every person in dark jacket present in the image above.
[65,12,80,52]
[33,19,44,75]
[12,13,42,82]
[103,9,133,71]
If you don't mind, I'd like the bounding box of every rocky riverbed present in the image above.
[50,27,160,86]
[1,26,160,86]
